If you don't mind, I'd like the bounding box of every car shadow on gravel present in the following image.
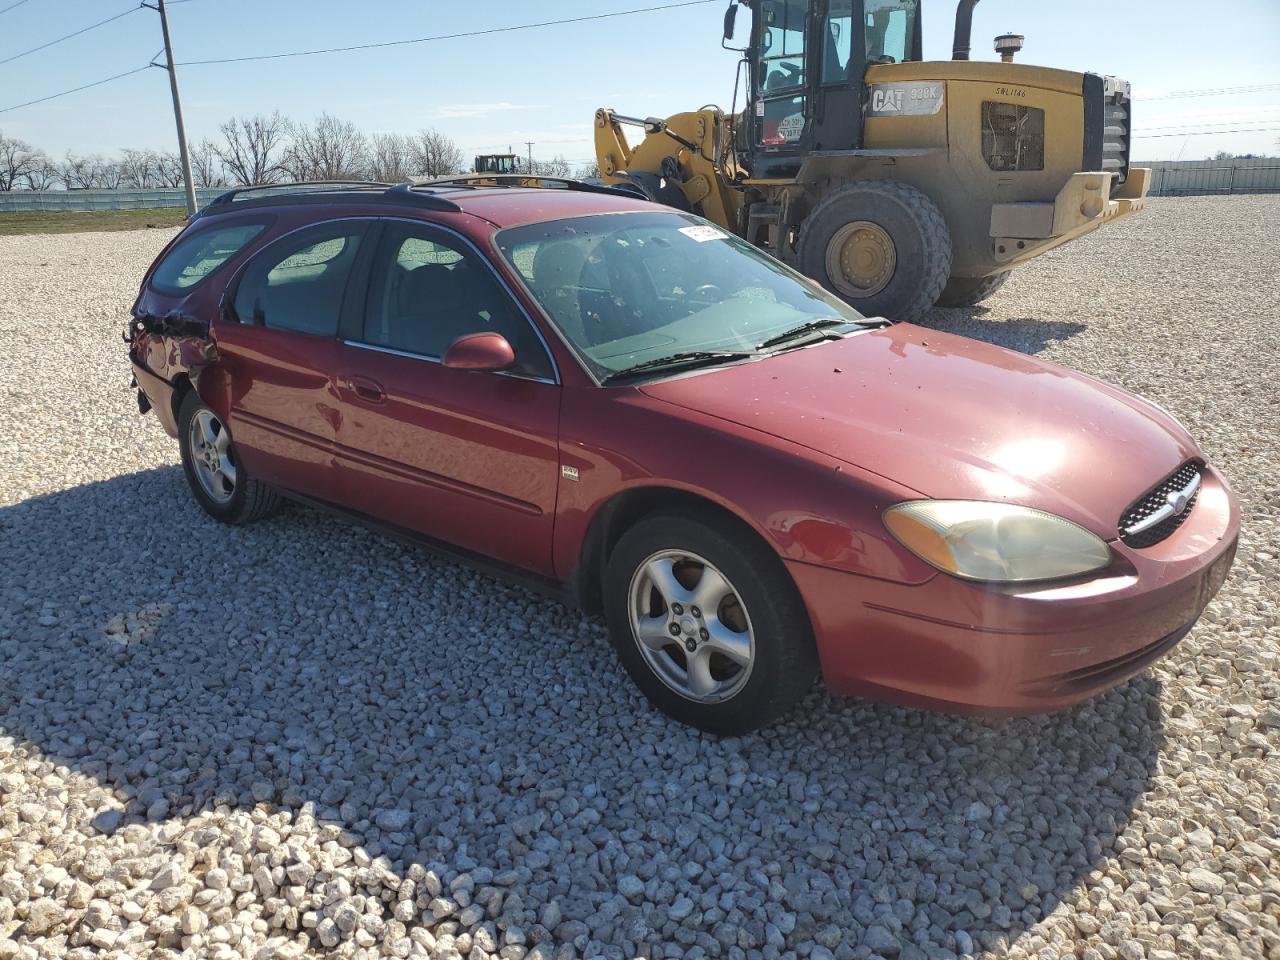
[923,308,1089,357]
[1,467,1164,958]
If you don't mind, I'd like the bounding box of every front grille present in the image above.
[1102,97,1130,186]
[1083,74,1132,194]
[1119,460,1201,548]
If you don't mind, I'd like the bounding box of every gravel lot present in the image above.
[0,195,1277,960]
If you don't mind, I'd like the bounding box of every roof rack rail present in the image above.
[420,173,639,198]
[200,180,462,214]
[207,180,393,207]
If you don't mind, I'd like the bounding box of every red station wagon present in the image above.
[128,179,1239,734]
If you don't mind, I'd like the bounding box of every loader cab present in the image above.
[737,0,922,176]
[475,154,519,175]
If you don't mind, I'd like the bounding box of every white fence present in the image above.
[1138,158,1280,197]
[0,188,228,213]
[2,161,1277,212]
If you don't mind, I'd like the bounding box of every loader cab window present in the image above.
[824,1,853,83]
[865,0,918,64]
[756,0,807,92]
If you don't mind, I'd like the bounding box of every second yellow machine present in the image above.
[595,0,1149,321]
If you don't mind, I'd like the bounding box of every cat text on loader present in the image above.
[594,0,1149,321]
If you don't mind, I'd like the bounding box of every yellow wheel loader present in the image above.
[594,0,1149,321]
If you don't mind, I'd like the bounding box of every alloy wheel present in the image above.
[627,549,755,703]
[189,408,236,504]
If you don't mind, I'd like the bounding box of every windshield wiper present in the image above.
[602,350,754,384]
[756,318,854,350]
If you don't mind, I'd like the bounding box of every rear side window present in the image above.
[232,222,368,336]
[150,220,267,293]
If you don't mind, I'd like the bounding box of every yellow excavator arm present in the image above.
[594,107,744,234]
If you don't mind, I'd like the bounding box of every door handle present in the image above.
[341,375,386,404]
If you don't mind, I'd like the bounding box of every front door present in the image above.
[752,0,812,158]
[332,219,562,575]
[215,219,372,501]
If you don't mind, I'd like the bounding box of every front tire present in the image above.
[603,512,819,734]
[797,180,952,323]
[936,270,1010,307]
[178,390,280,525]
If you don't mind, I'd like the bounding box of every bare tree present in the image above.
[61,153,107,189]
[0,131,43,191]
[574,160,600,180]
[119,148,158,188]
[23,159,59,191]
[214,112,288,186]
[189,138,225,188]
[535,155,572,178]
[283,114,369,181]
[154,151,186,187]
[411,128,465,178]
[99,160,125,190]
[369,132,415,182]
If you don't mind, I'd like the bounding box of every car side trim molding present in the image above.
[232,408,545,516]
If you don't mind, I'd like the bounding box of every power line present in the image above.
[1138,82,1280,101]
[0,0,35,16]
[1133,126,1280,139]
[175,0,719,66]
[0,4,141,67]
[0,64,151,115]
[1137,119,1280,133]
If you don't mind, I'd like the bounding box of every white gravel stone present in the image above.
[0,198,1278,960]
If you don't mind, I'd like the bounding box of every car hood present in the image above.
[639,324,1197,538]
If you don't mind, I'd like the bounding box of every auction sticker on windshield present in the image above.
[679,225,728,242]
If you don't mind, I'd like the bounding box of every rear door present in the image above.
[330,219,562,575]
[212,219,372,501]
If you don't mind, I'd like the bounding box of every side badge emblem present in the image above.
[561,465,580,482]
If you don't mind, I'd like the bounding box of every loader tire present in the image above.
[797,180,952,323]
[936,271,1010,307]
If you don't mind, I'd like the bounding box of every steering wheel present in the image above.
[691,284,722,300]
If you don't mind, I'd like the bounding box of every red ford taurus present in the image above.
[128,180,1238,733]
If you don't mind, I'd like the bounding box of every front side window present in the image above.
[361,223,553,380]
[756,0,807,92]
[232,222,367,336]
[496,211,869,382]
[865,0,917,64]
[150,219,267,293]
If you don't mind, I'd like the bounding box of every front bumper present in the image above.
[988,168,1150,268]
[790,464,1238,714]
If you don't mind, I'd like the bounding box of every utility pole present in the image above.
[149,0,197,215]
[525,141,534,175]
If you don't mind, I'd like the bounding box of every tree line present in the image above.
[0,112,592,191]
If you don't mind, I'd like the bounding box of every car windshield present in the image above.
[495,211,869,381]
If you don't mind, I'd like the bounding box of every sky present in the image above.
[1,0,1278,167]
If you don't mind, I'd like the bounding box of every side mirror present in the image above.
[722,2,737,40]
[442,332,515,372]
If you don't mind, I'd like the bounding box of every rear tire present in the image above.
[797,180,952,323]
[603,511,819,735]
[936,271,1010,307]
[178,390,280,525]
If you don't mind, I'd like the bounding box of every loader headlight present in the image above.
[884,500,1111,583]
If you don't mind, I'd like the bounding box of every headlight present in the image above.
[884,500,1112,583]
